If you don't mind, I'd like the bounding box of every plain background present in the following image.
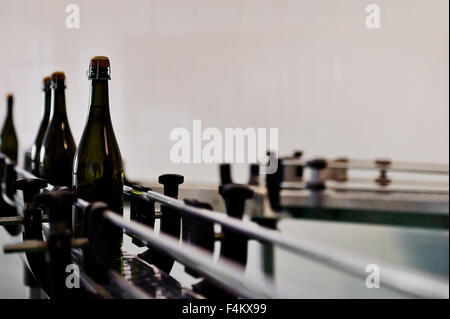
[0,0,448,183]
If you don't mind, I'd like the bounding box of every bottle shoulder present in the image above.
[74,128,122,170]
[42,119,76,146]
[40,123,76,167]
[0,119,17,135]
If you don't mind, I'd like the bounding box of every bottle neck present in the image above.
[49,87,69,122]
[41,90,51,122]
[88,79,111,122]
[5,104,13,121]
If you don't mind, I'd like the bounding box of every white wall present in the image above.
[0,0,448,183]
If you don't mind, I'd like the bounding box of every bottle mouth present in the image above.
[51,71,65,80]
[51,72,66,89]
[6,93,13,106]
[43,76,51,91]
[87,56,111,80]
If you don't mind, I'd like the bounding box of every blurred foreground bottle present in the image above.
[39,72,76,186]
[23,150,32,172]
[29,76,52,176]
[0,94,18,164]
[72,56,123,250]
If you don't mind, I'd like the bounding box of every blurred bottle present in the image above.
[39,72,76,187]
[28,76,51,176]
[23,150,32,172]
[248,163,260,186]
[72,56,123,248]
[0,94,18,164]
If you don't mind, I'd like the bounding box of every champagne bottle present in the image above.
[0,94,18,164]
[30,76,51,176]
[73,56,123,249]
[39,72,76,187]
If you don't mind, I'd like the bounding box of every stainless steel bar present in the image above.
[281,180,449,195]
[0,215,49,226]
[124,186,449,299]
[10,162,449,298]
[280,188,449,215]
[4,239,47,253]
[104,210,286,299]
[3,238,88,253]
[0,216,23,226]
[345,159,449,175]
[74,198,89,210]
[282,158,449,175]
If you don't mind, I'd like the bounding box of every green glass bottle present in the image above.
[30,76,51,176]
[73,56,123,250]
[0,94,18,164]
[39,72,76,187]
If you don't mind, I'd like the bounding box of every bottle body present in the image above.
[72,72,123,251]
[0,95,18,164]
[30,78,52,176]
[39,73,76,187]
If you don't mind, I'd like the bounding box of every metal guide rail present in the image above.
[262,152,449,229]
[0,152,449,299]
[0,153,284,299]
[282,157,449,175]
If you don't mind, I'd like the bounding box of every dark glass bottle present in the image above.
[30,76,51,176]
[23,149,32,172]
[72,56,123,250]
[39,72,76,187]
[0,94,18,164]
